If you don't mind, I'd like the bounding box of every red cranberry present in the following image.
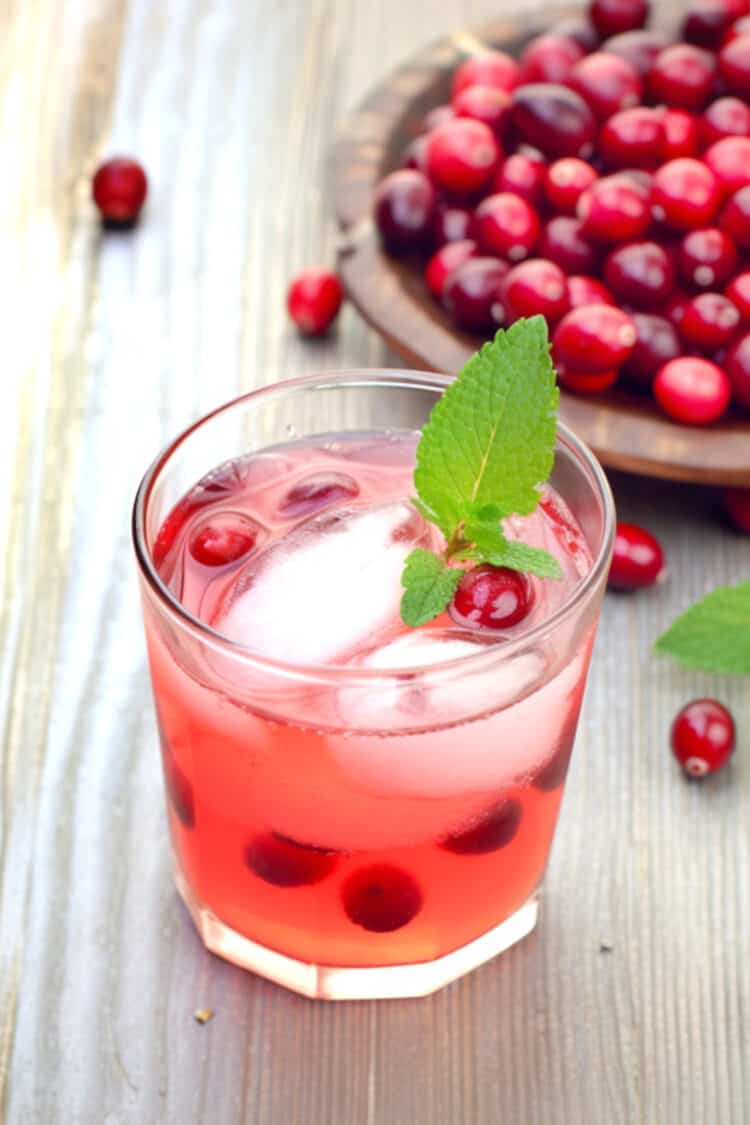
[603,241,676,306]
[590,0,649,38]
[443,257,508,331]
[660,287,693,327]
[494,152,546,206]
[453,84,511,135]
[719,183,750,247]
[474,192,540,261]
[567,52,642,119]
[718,32,750,96]
[425,239,478,297]
[402,135,429,173]
[161,748,195,829]
[577,175,651,242]
[553,304,637,372]
[725,331,750,405]
[544,158,598,214]
[678,227,739,287]
[189,518,257,567]
[680,291,741,348]
[499,258,570,323]
[431,202,474,246]
[703,136,750,196]
[518,34,585,85]
[600,29,671,77]
[342,865,422,932]
[648,44,716,110]
[683,0,749,49]
[374,170,436,251]
[662,109,700,160]
[568,274,615,307]
[539,215,600,273]
[723,485,750,529]
[599,106,664,169]
[725,270,750,318]
[671,699,735,777]
[426,119,501,196]
[550,18,601,52]
[92,156,148,224]
[723,14,750,42]
[246,832,338,887]
[440,797,522,854]
[451,564,534,628]
[557,365,620,393]
[286,268,344,335]
[653,356,731,422]
[624,313,681,385]
[651,158,721,228]
[608,521,665,589]
[422,104,455,132]
[278,472,359,519]
[452,51,521,98]
[152,463,246,571]
[699,97,750,149]
[509,84,597,160]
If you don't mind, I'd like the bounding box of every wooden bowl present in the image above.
[331,4,750,487]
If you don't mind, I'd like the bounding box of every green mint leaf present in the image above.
[655,582,750,675]
[413,317,558,533]
[400,549,462,627]
[484,540,563,580]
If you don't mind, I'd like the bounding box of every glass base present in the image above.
[175,870,539,1000]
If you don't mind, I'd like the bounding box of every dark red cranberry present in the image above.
[440,797,523,854]
[509,83,597,159]
[603,241,676,307]
[557,365,620,393]
[425,239,478,298]
[723,485,750,529]
[678,227,739,288]
[680,291,741,347]
[278,473,359,519]
[577,175,651,242]
[431,202,474,246]
[660,287,693,328]
[532,707,580,790]
[648,44,716,110]
[651,158,722,228]
[246,832,338,887]
[161,751,196,828]
[719,184,750,248]
[725,331,750,405]
[599,28,671,77]
[550,18,601,52]
[342,865,422,932]
[474,192,540,261]
[286,268,344,335]
[699,97,750,149]
[661,109,700,160]
[451,564,534,628]
[518,34,585,84]
[590,0,649,38]
[653,356,731,422]
[553,304,637,372]
[152,462,246,571]
[494,152,546,206]
[425,119,501,196]
[703,136,750,197]
[401,134,429,173]
[374,170,436,252]
[539,216,600,273]
[422,104,455,132]
[453,84,511,135]
[683,0,748,49]
[598,106,664,168]
[499,258,570,323]
[443,257,508,331]
[671,699,735,777]
[92,157,148,224]
[189,517,257,567]
[567,51,642,119]
[725,270,750,318]
[608,521,665,589]
[544,158,598,214]
[451,51,521,98]
[568,274,615,307]
[718,32,750,96]
[624,313,681,385]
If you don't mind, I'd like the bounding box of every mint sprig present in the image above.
[655,582,750,675]
[400,317,562,628]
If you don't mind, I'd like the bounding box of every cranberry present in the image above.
[443,257,508,331]
[553,304,637,372]
[451,564,534,629]
[660,287,693,327]
[599,106,664,169]
[550,18,601,52]
[568,274,615,307]
[189,518,256,567]
[494,152,546,206]
[719,184,750,248]
[671,699,735,777]
[286,268,344,335]
[374,170,436,252]
[724,14,750,42]
[425,119,501,196]
[661,109,700,160]
[725,331,750,405]
[161,750,195,829]
[540,215,600,273]
[278,472,359,519]
[624,313,681,385]
[683,0,749,49]
[452,84,511,135]
[509,84,597,160]
[725,270,750,318]
[152,462,247,571]
[499,258,570,323]
[557,365,620,393]
[544,158,598,214]
[653,356,731,422]
[699,97,750,150]
[681,291,741,348]
[474,192,540,261]
[608,521,665,589]
[422,104,455,133]
[577,175,651,242]
[603,241,676,307]
[648,44,716,110]
[703,136,750,197]
[440,797,523,854]
[246,832,338,887]
[600,29,671,76]
[92,156,148,224]
[452,51,521,98]
[590,0,649,38]
[342,865,422,932]
[718,32,750,96]
[431,202,474,246]
[425,239,478,298]
[678,227,739,288]
[402,135,429,173]
[651,158,721,228]
[518,34,585,84]
[723,485,750,528]
[567,52,642,119]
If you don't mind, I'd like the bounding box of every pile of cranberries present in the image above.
[373,0,750,426]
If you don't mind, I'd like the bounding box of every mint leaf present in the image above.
[484,540,563,580]
[655,582,750,675]
[400,549,462,627]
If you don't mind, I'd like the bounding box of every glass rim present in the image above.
[132,368,616,682]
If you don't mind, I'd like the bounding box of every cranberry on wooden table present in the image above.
[608,521,665,589]
[723,485,750,531]
[653,356,731,423]
[451,51,521,97]
[425,240,477,298]
[567,52,643,119]
[553,304,637,372]
[671,699,735,778]
[598,106,664,168]
[568,275,615,308]
[443,257,508,331]
[474,192,540,261]
[286,269,344,335]
[92,157,148,224]
[678,227,739,289]
[603,241,676,307]
[500,258,570,323]
[589,0,650,38]
[651,158,721,229]
[518,34,585,85]
[451,565,534,629]
[544,158,598,214]
[509,83,597,159]
[624,313,681,386]
[374,170,436,251]
[647,44,716,110]
[494,152,546,206]
[426,119,501,196]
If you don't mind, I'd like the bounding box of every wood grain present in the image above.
[1,1,749,1123]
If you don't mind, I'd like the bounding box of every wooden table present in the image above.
[2,1,749,1121]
